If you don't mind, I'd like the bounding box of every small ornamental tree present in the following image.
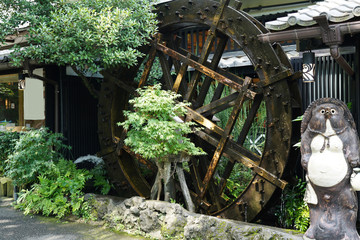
[119,84,205,211]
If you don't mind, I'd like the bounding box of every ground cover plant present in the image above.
[15,159,93,219]
[0,128,110,219]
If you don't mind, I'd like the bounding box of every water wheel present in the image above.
[97,0,301,222]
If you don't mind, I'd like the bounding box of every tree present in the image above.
[0,0,158,96]
[119,84,206,212]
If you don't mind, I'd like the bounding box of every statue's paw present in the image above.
[303,229,315,240]
[303,236,315,240]
[350,159,360,168]
[351,172,360,191]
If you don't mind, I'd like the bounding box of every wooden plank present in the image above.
[0,73,19,83]
[172,52,191,93]
[185,105,224,136]
[195,131,287,190]
[184,28,216,101]
[177,47,255,92]
[138,45,157,88]
[168,36,187,94]
[156,43,256,99]
[195,92,239,117]
[186,104,261,163]
[219,94,264,194]
[196,35,228,107]
[200,77,252,198]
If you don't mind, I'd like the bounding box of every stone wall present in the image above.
[85,194,303,240]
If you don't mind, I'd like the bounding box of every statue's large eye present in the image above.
[320,109,325,114]
[331,109,336,114]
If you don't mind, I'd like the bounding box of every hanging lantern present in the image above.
[302,51,315,83]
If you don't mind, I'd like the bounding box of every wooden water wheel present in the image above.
[97,0,301,222]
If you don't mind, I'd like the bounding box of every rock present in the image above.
[86,194,303,240]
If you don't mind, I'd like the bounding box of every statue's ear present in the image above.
[330,98,357,131]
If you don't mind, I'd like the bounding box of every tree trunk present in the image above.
[176,155,195,212]
[163,161,172,202]
[150,170,161,200]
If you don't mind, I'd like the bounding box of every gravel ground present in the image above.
[0,197,146,240]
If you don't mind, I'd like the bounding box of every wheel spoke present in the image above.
[218,94,264,194]
[196,35,228,107]
[195,130,287,190]
[168,36,188,94]
[195,91,241,117]
[157,51,174,89]
[199,77,252,199]
[176,47,256,98]
[156,43,256,97]
[138,44,157,88]
[172,52,191,93]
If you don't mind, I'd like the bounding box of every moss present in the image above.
[244,227,262,236]
[160,223,185,240]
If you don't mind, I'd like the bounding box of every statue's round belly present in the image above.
[308,135,348,187]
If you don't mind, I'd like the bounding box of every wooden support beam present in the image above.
[138,45,157,88]
[199,77,252,198]
[157,51,174,90]
[172,52,191,93]
[156,43,256,99]
[219,94,263,194]
[195,131,287,190]
[195,92,239,117]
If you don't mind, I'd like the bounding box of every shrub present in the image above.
[4,128,70,187]
[0,131,20,175]
[15,159,93,219]
[275,177,310,232]
[119,83,205,160]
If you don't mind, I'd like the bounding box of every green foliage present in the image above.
[0,131,20,174]
[203,83,266,155]
[292,115,303,122]
[275,177,309,232]
[217,161,253,201]
[4,128,70,187]
[134,56,163,85]
[1,0,158,73]
[15,159,93,219]
[119,84,205,161]
[89,163,112,195]
[202,82,263,201]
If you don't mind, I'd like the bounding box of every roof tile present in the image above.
[265,0,360,30]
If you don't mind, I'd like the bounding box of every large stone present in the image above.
[0,178,13,197]
[6,179,13,197]
[0,178,7,196]
[85,194,304,240]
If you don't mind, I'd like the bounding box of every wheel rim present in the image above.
[98,0,298,221]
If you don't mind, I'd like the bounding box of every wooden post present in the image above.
[18,89,24,126]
